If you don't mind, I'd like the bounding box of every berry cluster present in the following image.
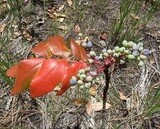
[121,40,150,66]
[69,67,100,91]
[70,38,150,95]
[87,40,150,67]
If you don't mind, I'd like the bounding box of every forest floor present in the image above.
[0,0,160,129]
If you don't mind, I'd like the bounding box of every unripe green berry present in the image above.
[127,41,134,47]
[138,61,144,66]
[114,46,120,52]
[127,54,135,60]
[119,47,125,52]
[89,51,96,56]
[122,40,128,47]
[96,77,100,81]
[124,50,130,54]
[80,85,85,89]
[139,47,144,51]
[99,54,103,59]
[81,42,87,47]
[92,80,95,84]
[78,80,83,85]
[80,74,86,79]
[99,40,106,47]
[113,53,120,57]
[137,57,141,61]
[86,76,93,82]
[88,59,94,64]
[107,49,113,54]
[85,82,91,88]
[120,60,126,64]
[103,52,109,57]
[85,67,90,72]
[79,69,85,74]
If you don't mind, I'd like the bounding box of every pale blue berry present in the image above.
[132,44,139,51]
[70,76,77,85]
[132,51,139,56]
[86,41,93,48]
[102,48,107,53]
[90,71,97,76]
[142,49,150,55]
[138,43,143,47]
[88,59,94,63]
[95,56,100,60]
[84,36,89,42]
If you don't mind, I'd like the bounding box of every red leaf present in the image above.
[7,58,45,95]
[70,39,88,61]
[47,36,70,58]
[30,59,69,97]
[32,36,70,58]
[57,62,87,95]
[32,41,50,57]
[6,65,19,78]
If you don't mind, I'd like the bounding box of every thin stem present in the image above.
[103,66,110,109]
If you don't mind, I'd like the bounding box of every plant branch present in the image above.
[102,66,110,109]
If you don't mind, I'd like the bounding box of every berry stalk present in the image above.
[102,66,110,109]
